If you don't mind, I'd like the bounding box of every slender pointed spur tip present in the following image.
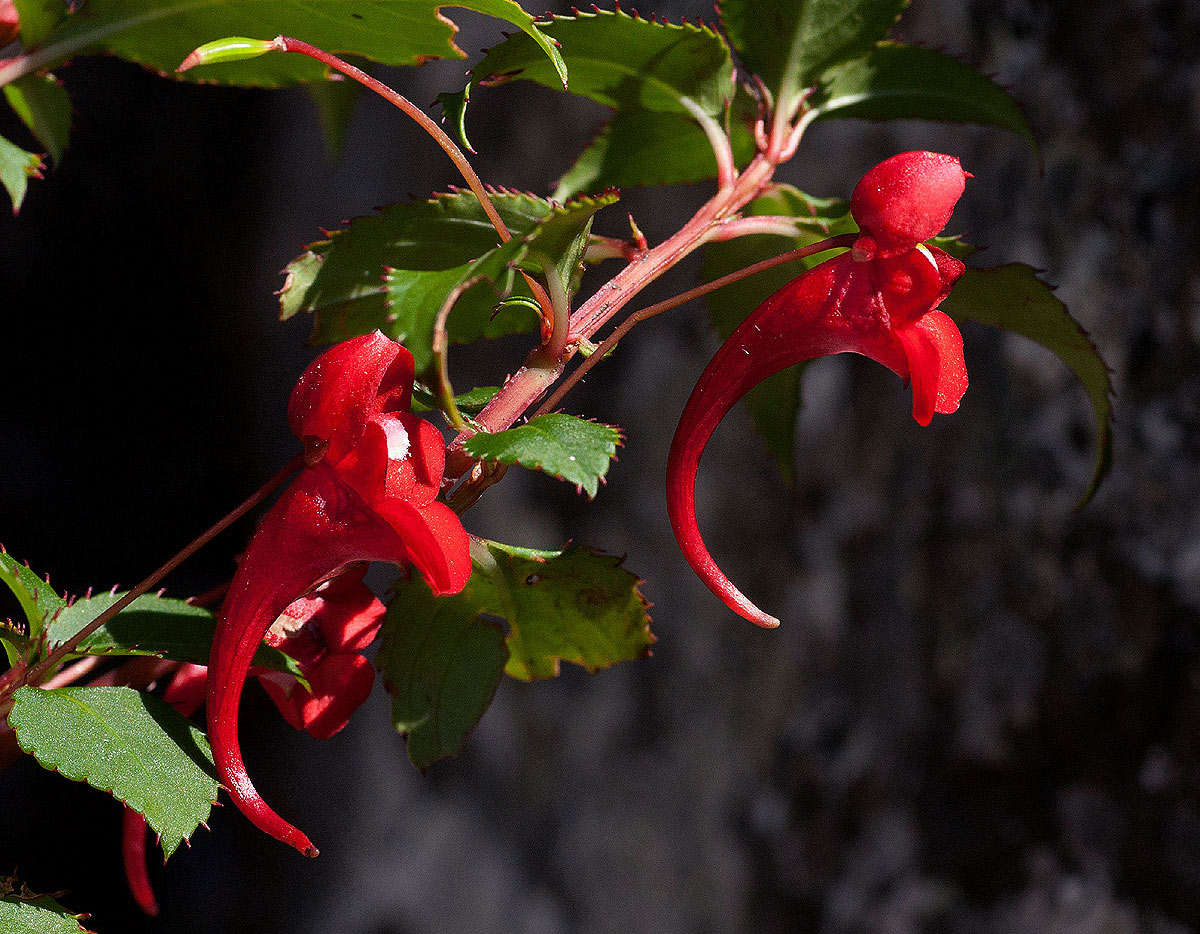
[176,36,279,73]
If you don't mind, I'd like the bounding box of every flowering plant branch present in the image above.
[0,0,1115,923]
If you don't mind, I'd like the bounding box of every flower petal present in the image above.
[122,808,159,917]
[256,671,307,732]
[371,498,472,596]
[293,653,376,740]
[163,662,207,717]
[894,310,968,426]
[287,331,415,463]
[336,412,446,507]
[666,255,909,628]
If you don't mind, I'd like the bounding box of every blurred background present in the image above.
[2,0,1199,930]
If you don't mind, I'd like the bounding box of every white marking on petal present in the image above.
[383,420,410,461]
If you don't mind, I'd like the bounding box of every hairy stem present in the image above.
[444,151,780,481]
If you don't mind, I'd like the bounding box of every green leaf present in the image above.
[12,0,64,48]
[280,190,615,371]
[720,0,906,109]
[700,185,856,479]
[470,541,654,681]
[0,132,44,214]
[812,43,1036,151]
[940,264,1114,505]
[0,894,91,934]
[8,685,219,858]
[461,7,742,196]
[463,413,621,499]
[0,634,24,668]
[435,87,472,153]
[3,73,71,164]
[552,104,758,200]
[10,0,564,89]
[0,549,65,640]
[465,7,733,116]
[378,576,507,769]
[43,591,303,677]
[410,383,499,415]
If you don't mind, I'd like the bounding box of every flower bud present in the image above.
[850,151,969,255]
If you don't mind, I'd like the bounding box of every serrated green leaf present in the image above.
[44,591,302,677]
[700,185,857,479]
[463,413,621,498]
[720,0,907,110]
[5,0,564,89]
[280,190,615,370]
[0,132,43,213]
[8,685,219,858]
[463,7,744,196]
[552,103,758,200]
[940,264,1113,505]
[0,895,91,934]
[811,42,1035,151]
[378,576,507,769]
[467,7,732,115]
[470,541,654,681]
[0,550,65,640]
[3,73,70,164]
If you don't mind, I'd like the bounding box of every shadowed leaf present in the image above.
[463,414,621,499]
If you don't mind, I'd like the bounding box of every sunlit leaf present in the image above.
[463,413,621,498]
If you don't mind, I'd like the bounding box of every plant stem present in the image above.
[530,233,859,419]
[8,456,303,697]
[272,38,560,361]
[679,95,736,190]
[272,37,513,245]
[431,278,480,432]
[443,151,780,480]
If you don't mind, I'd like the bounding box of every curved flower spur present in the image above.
[666,152,972,628]
[208,330,470,856]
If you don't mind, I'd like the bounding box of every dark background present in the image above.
[2,0,1200,930]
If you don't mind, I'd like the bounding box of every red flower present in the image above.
[257,565,386,740]
[208,331,471,856]
[123,570,385,913]
[666,152,970,628]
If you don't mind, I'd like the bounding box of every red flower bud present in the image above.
[850,151,970,257]
[667,153,970,627]
[207,331,470,856]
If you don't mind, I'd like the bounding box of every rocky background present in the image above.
[2,0,1199,931]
